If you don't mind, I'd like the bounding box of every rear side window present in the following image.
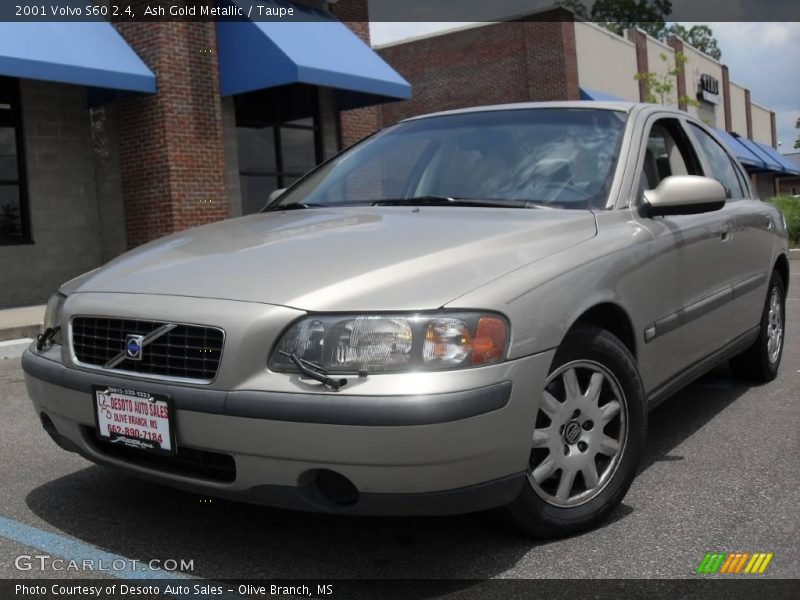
[688,124,745,199]
[731,159,751,198]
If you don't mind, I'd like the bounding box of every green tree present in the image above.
[559,0,591,18]
[559,0,672,38]
[592,0,672,38]
[666,24,721,60]
[558,1,722,60]
[634,52,699,108]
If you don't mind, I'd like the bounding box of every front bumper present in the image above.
[23,312,554,515]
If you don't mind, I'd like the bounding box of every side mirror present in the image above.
[267,188,287,205]
[641,175,726,218]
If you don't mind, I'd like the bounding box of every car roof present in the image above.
[400,101,680,122]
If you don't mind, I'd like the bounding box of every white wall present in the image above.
[729,82,748,136]
[751,102,773,146]
[681,44,725,129]
[575,22,639,102]
[644,37,677,106]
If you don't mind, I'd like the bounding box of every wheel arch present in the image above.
[568,302,637,361]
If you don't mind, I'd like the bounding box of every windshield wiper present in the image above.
[265,202,319,212]
[268,197,545,211]
[523,201,560,209]
[372,196,528,208]
[36,326,60,351]
[278,351,348,391]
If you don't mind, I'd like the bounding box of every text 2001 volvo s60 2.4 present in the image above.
[24,102,789,536]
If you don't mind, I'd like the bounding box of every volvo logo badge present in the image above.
[564,421,582,445]
[125,334,145,361]
[104,324,176,370]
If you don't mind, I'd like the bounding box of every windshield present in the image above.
[272,108,627,210]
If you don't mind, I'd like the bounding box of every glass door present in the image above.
[236,86,323,214]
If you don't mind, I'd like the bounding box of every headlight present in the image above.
[41,292,66,345]
[270,312,509,374]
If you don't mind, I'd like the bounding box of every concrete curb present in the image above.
[0,324,40,342]
[0,338,33,360]
[0,304,44,342]
[789,249,800,261]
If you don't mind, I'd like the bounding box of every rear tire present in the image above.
[729,271,785,382]
[504,325,647,537]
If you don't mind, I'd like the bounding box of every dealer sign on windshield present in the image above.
[93,385,175,454]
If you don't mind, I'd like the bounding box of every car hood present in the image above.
[68,207,597,311]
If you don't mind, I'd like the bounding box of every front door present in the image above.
[632,116,737,386]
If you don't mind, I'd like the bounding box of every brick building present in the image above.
[0,0,408,307]
[376,8,799,198]
[2,6,797,309]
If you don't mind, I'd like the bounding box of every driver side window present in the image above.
[641,119,701,192]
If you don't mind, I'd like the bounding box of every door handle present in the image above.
[719,222,733,243]
[764,215,774,231]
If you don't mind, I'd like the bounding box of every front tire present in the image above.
[729,271,785,382]
[504,325,647,537]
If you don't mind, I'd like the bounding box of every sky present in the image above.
[370,22,800,153]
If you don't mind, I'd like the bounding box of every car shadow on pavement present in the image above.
[639,363,751,473]
[25,365,755,582]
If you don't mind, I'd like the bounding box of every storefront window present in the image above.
[236,87,323,215]
[0,76,29,244]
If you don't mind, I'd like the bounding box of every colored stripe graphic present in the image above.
[696,552,726,573]
[746,554,764,573]
[719,553,736,574]
[758,554,773,573]
[709,553,726,573]
[697,551,773,575]
[696,553,713,574]
[734,553,750,573]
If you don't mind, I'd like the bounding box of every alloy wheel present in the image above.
[527,360,628,507]
[767,287,783,364]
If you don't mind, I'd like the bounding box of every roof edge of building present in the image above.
[373,3,573,50]
[373,22,494,50]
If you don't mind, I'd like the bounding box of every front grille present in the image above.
[71,317,224,382]
[85,427,236,482]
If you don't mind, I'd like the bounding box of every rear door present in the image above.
[686,123,774,336]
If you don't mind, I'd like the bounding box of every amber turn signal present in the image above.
[470,316,508,365]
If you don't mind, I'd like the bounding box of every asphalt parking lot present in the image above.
[0,280,797,586]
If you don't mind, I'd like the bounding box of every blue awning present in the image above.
[713,129,767,170]
[713,129,800,175]
[754,142,800,176]
[216,3,411,107]
[737,137,783,172]
[0,22,155,93]
[579,87,621,101]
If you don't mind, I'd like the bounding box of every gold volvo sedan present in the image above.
[24,102,789,536]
